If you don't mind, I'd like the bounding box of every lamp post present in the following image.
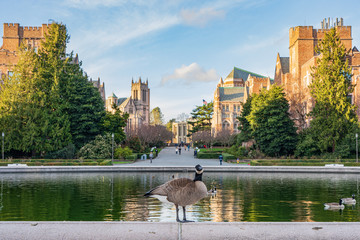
[111,133,114,163]
[1,132,4,161]
[356,133,358,163]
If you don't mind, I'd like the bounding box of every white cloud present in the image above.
[180,7,225,27]
[161,63,219,85]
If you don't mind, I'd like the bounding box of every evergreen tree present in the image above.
[309,28,357,152]
[247,86,297,157]
[237,96,253,144]
[187,102,213,136]
[0,23,72,156]
[102,104,129,144]
[60,56,106,149]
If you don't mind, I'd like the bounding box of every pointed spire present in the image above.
[132,77,134,84]
[139,77,142,83]
[146,78,148,85]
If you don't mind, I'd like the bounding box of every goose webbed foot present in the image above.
[181,219,194,223]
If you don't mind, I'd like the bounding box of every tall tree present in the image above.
[247,86,298,157]
[102,104,129,144]
[60,56,106,149]
[188,102,213,135]
[309,28,357,152]
[237,96,253,144]
[0,23,72,156]
[150,107,164,125]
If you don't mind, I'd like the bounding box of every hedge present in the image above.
[222,153,236,161]
[125,154,138,161]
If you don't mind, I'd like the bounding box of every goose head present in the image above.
[194,164,203,181]
[352,194,356,199]
[339,199,343,205]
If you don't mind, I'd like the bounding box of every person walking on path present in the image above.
[149,152,153,163]
[179,147,182,155]
[155,149,158,157]
[175,147,178,154]
[219,154,223,165]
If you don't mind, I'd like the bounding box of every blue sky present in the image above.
[1,0,359,122]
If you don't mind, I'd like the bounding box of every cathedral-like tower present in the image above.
[130,77,150,127]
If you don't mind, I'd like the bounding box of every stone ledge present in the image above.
[1,165,360,174]
[0,222,359,240]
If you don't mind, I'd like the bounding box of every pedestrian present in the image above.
[188,145,190,151]
[194,149,197,158]
[179,147,182,155]
[175,147,178,154]
[155,149,158,157]
[149,152,153,163]
[184,145,186,151]
[219,154,223,165]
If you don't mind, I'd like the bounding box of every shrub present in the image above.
[114,146,133,159]
[78,134,112,159]
[45,143,76,159]
[125,154,137,161]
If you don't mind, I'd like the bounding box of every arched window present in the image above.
[222,120,230,129]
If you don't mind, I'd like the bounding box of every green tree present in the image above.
[247,86,298,157]
[188,102,213,135]
[60,55,105,149]
[237,96,253,144]
[166,118,176,131]
[102,104,129,144]
[150,107,164,125]
[308,28,357,153]
[0,23,71,156]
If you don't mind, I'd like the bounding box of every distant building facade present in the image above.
[106,78,150,133]
[172,121,192,144]
[212,67,271,136]
[274,18,360,125]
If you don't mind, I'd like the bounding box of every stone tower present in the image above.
[130,77,150,126]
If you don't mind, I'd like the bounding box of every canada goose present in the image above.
[144,164,208,222]
[341,194,356,205]
[324,199,345,210]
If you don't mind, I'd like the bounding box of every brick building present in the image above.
[0,22,105,99]
[275,18,360,126]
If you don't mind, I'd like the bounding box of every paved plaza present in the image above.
[119,146,233,167]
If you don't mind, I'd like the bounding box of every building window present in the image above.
[142,90,146,102]
[129,108,133,114]
[226,104,229,112]
[222,121,230,129]
[222,104,225,111]
[237,105,240,112]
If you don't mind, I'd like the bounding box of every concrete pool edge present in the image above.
[1,165,360,174]
[0,221,359,240]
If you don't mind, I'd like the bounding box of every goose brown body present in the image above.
[144,164,208,222]
[148,177,208,206]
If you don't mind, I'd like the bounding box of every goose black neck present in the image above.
[194,173,203,181]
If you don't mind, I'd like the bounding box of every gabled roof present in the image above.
[119,97,130,109]
[279,57,290,74]
[353,46,359,52]
[219,87,244,102]
[117,97,127,105]
[225,67,268,82]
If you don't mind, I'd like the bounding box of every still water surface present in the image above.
[0,172,359,222]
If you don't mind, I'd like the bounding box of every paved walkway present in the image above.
[119,147,232,167]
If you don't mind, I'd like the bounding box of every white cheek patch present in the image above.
[196,169,203,174]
